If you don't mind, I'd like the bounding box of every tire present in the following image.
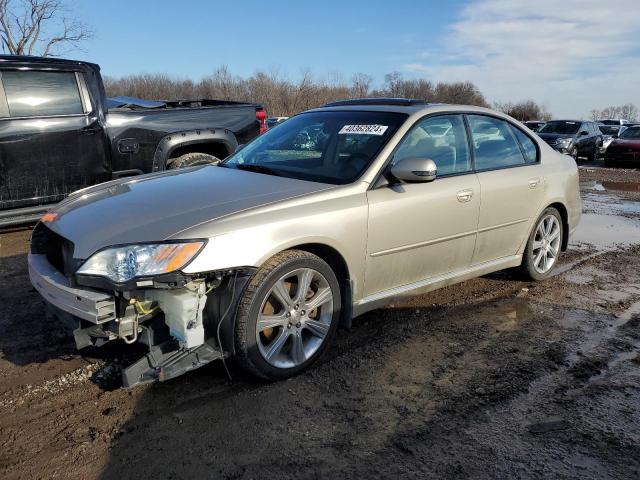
[521,207,563,281]
[568,145,578,161]
[168,152,220,169]
[235,250,341,380]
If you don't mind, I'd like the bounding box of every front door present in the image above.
[364,114,480,297]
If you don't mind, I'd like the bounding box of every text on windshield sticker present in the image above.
[339,124,389,135]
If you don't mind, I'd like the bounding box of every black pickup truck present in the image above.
[0,55,266,226]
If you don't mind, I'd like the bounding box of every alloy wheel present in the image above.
[256,268,334,368]
[532,214,561,274]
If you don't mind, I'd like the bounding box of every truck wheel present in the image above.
[521,207,563,281]
[168,152,220,169]
[235,250,341,381]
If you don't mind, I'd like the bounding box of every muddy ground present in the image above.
[1,165,640,479]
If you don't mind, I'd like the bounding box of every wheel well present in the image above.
[168,142,230,161]
[549,202,569,251]
[289,243,353,329]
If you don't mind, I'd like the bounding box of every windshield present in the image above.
[599,125,620,135]
[599,120,622,126]
[223,111,407,184]
[539,121,581,135]
[620,127,640,139]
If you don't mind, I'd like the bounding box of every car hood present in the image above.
[45,166,334,259]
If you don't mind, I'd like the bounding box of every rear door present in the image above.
[0,69,109,210]
[467,114,545,265]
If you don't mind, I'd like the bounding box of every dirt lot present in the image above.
[1,166,640,479]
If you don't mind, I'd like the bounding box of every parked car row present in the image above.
[536,120,602,161]
[522,117,640,167]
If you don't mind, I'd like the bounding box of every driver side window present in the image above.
[393,114,471,176]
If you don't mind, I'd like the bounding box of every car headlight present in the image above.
[556,138,572,148]
[77,241,205,283]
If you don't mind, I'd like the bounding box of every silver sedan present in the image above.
[28,99,581,386]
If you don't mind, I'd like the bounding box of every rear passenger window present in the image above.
[2,71,83,117]
[394,114,471,176]
[510,125,538,163]
[467,115,526,170]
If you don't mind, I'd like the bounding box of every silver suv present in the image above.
[28,99,581,386]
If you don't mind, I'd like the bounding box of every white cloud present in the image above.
[404,0,640,118]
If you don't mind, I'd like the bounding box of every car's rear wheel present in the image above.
[521,207,563,281]
[235,250,341,380]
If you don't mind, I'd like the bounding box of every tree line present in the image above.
[590,104,638,122]
[104,68,554,120]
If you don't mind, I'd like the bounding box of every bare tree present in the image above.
[382,71,403,97]
[494,100,551,121]
[0,0,91,56]
[620,103,638,122]
[591,103,638,122]
[350,73,372,98]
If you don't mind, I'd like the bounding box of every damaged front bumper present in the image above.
[28,252,253,387]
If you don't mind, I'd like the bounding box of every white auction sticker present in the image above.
[339,124,389,135]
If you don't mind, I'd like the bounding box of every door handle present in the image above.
[456,189,473,203]
[528,177,541,189]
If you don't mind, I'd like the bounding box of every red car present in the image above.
[604,126,640,167]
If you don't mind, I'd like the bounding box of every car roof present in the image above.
[0,55,99,70]
[309,98,504,117]
[546,119,585,123]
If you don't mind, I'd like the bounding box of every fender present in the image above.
[151,128,238,171]
[204,270,255,356]
[516,198,570,254]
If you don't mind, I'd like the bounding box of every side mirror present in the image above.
[390,158,437,183]
[235,144,246,153]
[579,131,588,136]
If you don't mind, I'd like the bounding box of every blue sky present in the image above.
[69,0,640,118]
[75,0,467,80]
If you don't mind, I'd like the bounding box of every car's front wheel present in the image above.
[521,207,563,281]
[568,145,578,160]
[235,250,341,380]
